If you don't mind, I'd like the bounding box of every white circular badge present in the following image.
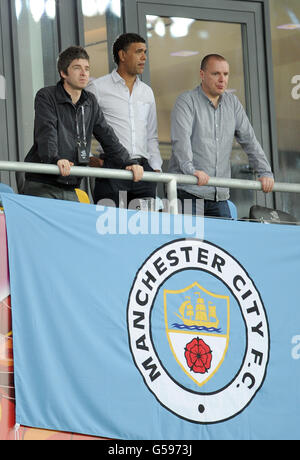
[127,239,269,424]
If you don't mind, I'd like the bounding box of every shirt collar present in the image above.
[198,84,223,107]
[56,81,88,105]
[111,68,141,87]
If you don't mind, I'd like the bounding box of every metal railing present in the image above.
[1,161,300,215]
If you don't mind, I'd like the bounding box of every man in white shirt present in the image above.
[87,33,162,207]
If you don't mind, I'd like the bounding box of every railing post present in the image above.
[166,178,178,215]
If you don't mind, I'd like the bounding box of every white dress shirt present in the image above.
[87,69,162,171]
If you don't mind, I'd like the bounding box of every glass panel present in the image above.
[147,16,253,218]
[81,0,123,155]
[269,0,300,219]
[14,0,58,158]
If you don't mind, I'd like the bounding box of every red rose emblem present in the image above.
[185,337,212,374]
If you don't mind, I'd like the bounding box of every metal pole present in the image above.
[166,179,179,215]
[1,161,300,194]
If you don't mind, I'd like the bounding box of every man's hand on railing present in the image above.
[194,170,210,186]
[258,176,275,193]
[126,165,144,182]
[57,159,74,177]
[89,156,104,168]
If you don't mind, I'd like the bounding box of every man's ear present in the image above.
[60,68,68,81]
[118,49,126,63]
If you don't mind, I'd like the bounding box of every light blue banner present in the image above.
[1,193,300,440]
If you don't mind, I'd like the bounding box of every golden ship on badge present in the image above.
[175,292,220,329]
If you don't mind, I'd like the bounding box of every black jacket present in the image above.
[25,81,135,187]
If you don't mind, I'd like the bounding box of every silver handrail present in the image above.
[1,161,300,215]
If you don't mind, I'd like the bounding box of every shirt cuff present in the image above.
[181,162,196,176]
[149,160,162,171]
[257,172,274,179]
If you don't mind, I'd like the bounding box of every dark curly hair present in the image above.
[113,33,146,65]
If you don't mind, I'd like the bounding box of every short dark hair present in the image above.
[113,33,146,65]
[200,54,227,71]
[57,46,90,78]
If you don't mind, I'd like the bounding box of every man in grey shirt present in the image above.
[168,54,274,218]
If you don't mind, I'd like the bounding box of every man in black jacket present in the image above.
[24,46,143,202]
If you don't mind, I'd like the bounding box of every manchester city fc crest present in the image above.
[164,282,230,388]
[127,239,270,424]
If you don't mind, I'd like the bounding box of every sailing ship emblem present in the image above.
[164,281,230,387]
[176,293,220,331]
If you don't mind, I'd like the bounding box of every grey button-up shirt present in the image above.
[168,85,273,201]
